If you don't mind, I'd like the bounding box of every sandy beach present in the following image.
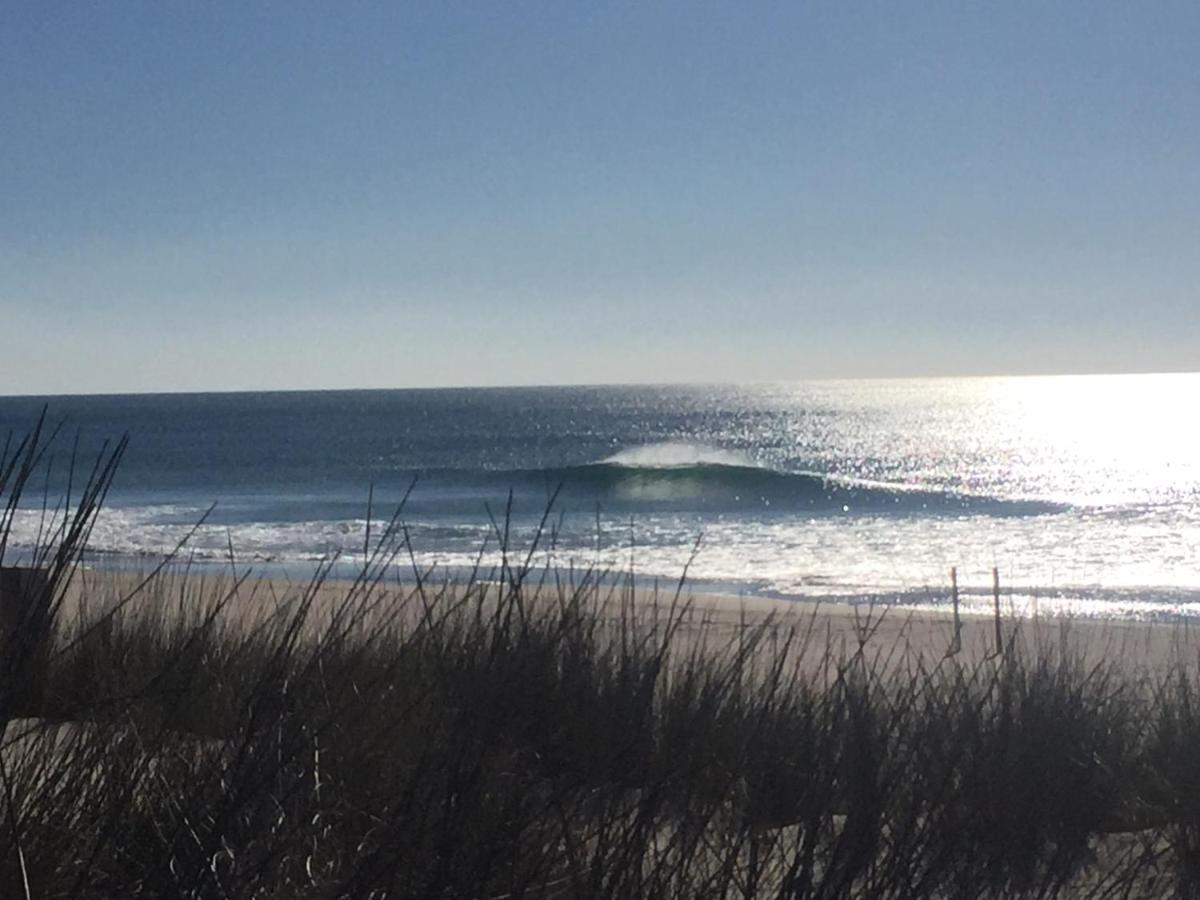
[65,562,1200,674]
[0,558,1187,895]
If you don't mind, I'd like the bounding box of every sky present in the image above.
[1,2,1197,394]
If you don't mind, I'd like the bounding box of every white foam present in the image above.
[602,442,759,469]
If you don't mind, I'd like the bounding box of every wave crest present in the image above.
[602,442,759,470]
[466,446,1062,515]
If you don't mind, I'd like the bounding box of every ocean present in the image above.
[2,374,1198,619]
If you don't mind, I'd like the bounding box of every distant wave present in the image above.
[423,444,1063,516]
[531,466,1050,513]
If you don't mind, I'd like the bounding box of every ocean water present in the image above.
[2,375,1198,619]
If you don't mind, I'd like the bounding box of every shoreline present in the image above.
[62,563,1200,673]
[59,545,1200,625]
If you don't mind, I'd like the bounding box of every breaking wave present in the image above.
[427,443,1062,515]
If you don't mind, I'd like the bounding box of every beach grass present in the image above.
[2,421,1200,896]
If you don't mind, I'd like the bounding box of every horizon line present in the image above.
[2,368,1198,401]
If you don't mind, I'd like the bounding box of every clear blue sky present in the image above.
[2,2,1197,393]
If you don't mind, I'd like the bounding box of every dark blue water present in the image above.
[0,386,1040,519]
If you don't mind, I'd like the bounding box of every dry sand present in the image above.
[60,563,1200,674]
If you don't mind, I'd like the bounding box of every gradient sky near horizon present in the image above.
[2,2,1197,394]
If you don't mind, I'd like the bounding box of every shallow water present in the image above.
[2,374,1198,618]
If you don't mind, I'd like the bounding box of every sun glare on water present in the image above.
[974,373,1200,507]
